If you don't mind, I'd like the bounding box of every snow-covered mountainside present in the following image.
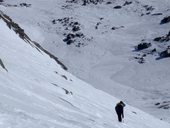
[1,11,170,128]
[1,0,170,122]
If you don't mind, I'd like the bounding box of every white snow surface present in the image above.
[1,16,170,128]
[1,0,170,122]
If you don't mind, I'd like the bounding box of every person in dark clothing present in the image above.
[115,101,125,122]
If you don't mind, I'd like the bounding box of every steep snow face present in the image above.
[1,16,170,128]
[1,12,170,128]
[1,0,170,122]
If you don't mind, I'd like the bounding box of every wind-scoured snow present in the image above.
[0,11,170,128]
[1,0,170,122]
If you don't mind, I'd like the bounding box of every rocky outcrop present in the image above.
[160,16,170,24]
[153,31,170,42]
[135,42,151,51]
[160,47,170,58]
[0,59,7,72]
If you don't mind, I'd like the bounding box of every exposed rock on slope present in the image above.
[160,16,170,24]
[0,11,67,70]
[0,58,7,71]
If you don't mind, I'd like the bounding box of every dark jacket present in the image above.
[115,102,125,117]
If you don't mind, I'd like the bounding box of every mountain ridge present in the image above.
[0,10,67,70]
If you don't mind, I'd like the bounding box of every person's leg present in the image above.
[118,113,122,122]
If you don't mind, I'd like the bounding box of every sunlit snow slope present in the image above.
[1,0,170,122]
[1,11,170,128]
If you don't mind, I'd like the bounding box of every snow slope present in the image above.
[1,11,170,128]
[1,0,170,122]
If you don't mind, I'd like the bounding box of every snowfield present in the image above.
[1,11,170,128]
[1,0,170,123]
[0,10,170,128]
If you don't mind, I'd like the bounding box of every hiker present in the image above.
[115,101,125,122]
